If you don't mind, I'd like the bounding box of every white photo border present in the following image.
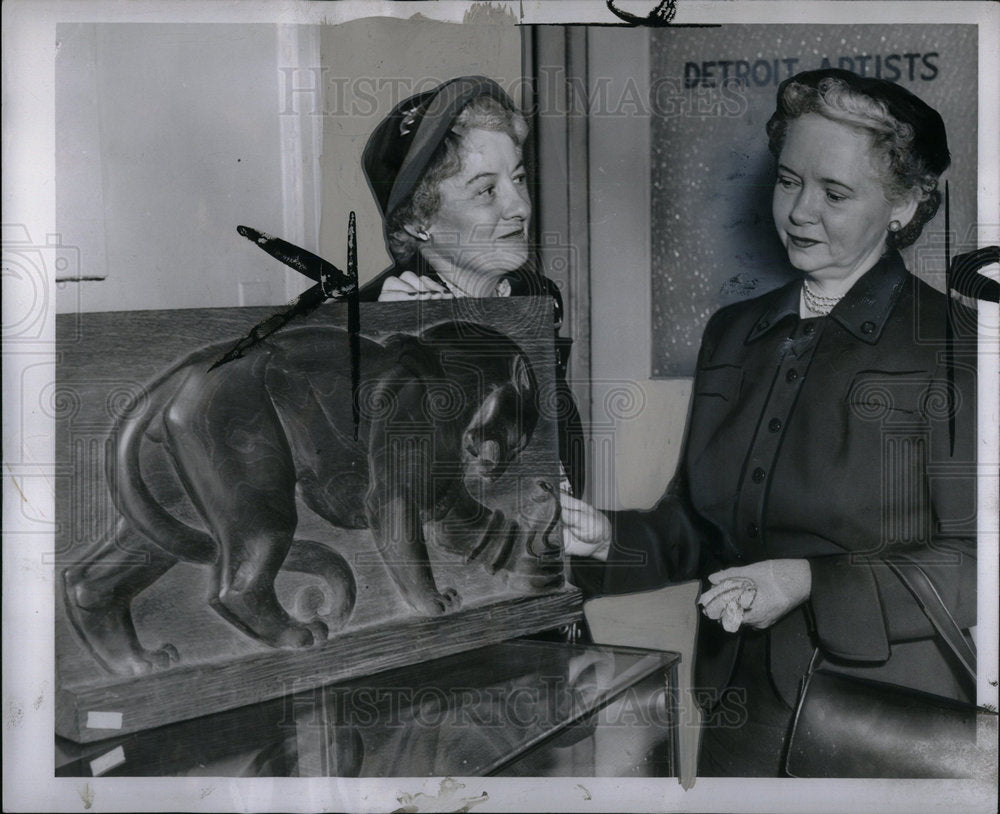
[3,1,997,812]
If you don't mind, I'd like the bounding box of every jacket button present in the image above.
[786,368,799,383]
[803,322,816,335]
[752,467,766,483]
[747,523,759,538]
[769,418,782,432]
[862,320,876,334]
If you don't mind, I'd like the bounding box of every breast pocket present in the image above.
[844,370,933,424]
[694,363,743,403]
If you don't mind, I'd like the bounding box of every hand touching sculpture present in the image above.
[559,491,612,561]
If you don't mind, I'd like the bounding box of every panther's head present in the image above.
[461,353,538,483]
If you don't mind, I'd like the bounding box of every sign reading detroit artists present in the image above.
[649,25,978,377]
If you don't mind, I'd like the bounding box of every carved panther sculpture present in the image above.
[63,321,563,676]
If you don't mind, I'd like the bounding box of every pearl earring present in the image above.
[888,220,902,233]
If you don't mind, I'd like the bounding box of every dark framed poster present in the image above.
[648,24,979,377]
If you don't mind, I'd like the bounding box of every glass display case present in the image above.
[56,639,680,778]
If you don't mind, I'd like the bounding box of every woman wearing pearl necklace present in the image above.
[562,68,977,777]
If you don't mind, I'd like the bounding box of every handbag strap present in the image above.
[886,560,976,681]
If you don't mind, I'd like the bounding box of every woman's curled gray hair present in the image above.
[386,95,529,262]
[765,76,942,250]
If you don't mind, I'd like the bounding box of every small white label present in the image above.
[90,745,126,776]
[86,711,123,729]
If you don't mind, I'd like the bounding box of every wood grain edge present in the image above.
[57,588,583,743]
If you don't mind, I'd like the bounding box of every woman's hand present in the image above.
[378,271,453,301]
[700,559,812,630]
[560,492,612,561]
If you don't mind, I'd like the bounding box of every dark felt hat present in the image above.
[777,68,950,175]
[362,76,516,220]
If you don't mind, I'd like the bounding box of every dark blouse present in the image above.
[599,251,977,705]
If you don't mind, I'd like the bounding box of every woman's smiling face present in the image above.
[772,113,916,283]
[422,128,531,288]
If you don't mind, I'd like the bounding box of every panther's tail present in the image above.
[108,346,222,564]
[282,540,357,630]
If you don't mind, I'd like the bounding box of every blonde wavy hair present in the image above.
[766,76,943,250]
[386,95,529,262]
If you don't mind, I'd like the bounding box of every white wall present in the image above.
[55,18,522,313]
[317,15,522,284]
[587,27,692,510]
[55,23,313,313]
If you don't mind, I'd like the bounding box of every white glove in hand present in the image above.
[699,577,757,632]
[703,559,812,630]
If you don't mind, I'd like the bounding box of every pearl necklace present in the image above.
[802,279,843,315]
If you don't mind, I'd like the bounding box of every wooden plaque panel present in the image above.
[55,298,581,742]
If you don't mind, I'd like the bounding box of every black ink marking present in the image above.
[236,225,352,291]
[211,227,358,370]
[949,245,1000,303]
[347,212,361,441]
[207,284,327,371]
[944,183,954,455]
[607,0,677,26]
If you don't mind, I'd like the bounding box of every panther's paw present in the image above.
[413,587,462,616]
[144,642,181,670]
[275,619,329,648]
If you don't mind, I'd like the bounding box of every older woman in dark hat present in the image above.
[563,69,977,776]
[360,77,552,301]
[359,76,583,493]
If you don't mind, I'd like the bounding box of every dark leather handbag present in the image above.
[785,562,978,778]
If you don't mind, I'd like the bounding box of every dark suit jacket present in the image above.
[599,251,977,706]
